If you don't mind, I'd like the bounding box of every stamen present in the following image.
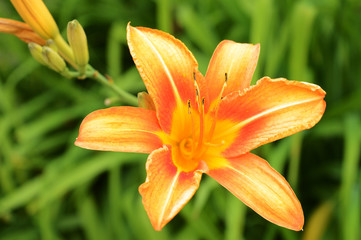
[193,71,201,111]
[195,88,199,109]
[187,99,191,114]
[187,99,196,156]
[195,98,205,154]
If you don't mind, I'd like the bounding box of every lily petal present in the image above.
[0,18,45,45]
[205,40,260,102]
[139,146,202,230]
[207,153,304,231]
[217,77,326,157]
[127,24,204,133]
[75,107,162,153]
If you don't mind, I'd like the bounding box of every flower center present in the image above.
[165,72,230,172]
[179,137,193,158]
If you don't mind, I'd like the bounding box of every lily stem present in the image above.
[85,65,138,106]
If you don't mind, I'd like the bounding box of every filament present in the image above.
[208,72,228,141]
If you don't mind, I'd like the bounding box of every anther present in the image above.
[193,72,201,111]
[187,99,191,114]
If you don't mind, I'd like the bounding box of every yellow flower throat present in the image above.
[159,74,236,172]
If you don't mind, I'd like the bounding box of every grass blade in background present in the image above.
[340,114,361,240]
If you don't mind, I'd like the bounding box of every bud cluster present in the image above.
[9,0,90,78]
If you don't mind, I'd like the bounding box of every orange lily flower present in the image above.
[75,24,326,231]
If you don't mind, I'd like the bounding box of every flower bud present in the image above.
[67,20,89,74]
[42,46,67,73]
[28,42,47,65]
[46,39,58,52]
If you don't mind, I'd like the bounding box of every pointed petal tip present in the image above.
[126,21,133,31]
[138,184,167,231]
[74,137,86,149]
[139,147,202,231]
[205,40,261,100]
[283,211,304,231]
[75,106,162,153]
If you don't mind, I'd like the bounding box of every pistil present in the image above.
[207,73,228,142]
[188,99,196,156]
[194,98,205,158]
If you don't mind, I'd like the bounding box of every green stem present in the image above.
[86,66,138,106]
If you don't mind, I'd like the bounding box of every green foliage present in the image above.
[1,0,361,239]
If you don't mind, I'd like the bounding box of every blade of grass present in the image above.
[35,200,62,240]
[225,194,247,240]
[107,167,127,240]
[29,152,145,212]
[302,200,334,240]
[122,188,168,240]
[340,114,361,240]
[177,4,219,54]
[192,176,218,218]
[340,114,361,206]
[181,203,222,240]
[107,21,125,78]
[268,138,292,174]
[288,132,303,190]
[16,103,98,143]
[156,0,173,33]
[250,0,275,82]
[76,186,110,240]
[289,1,317,81]
[342,183,360,240]
[0,176,44,215]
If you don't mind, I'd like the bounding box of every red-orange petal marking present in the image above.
[75,106,162,153]
[127,24,203,133]
[205,40,260,102]
[218,77,326,157]
[139,146,202,230]
[207,153,304,231]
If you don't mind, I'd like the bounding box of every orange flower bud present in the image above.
[10,0,60,40]
[0,18,45,45]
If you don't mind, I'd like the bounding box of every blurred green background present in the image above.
[0,0,361,239]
